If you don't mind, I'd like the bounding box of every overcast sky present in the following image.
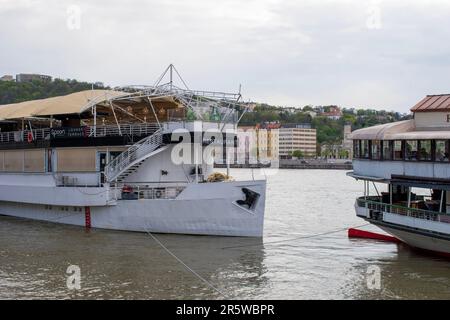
[1,0,450,112]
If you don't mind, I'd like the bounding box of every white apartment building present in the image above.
[279,127,317,158]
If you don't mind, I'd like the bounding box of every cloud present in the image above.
[1,0,450,112]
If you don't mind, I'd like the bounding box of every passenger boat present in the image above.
[0,66,266,237]
[349,94,450,256]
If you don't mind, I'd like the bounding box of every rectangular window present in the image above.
[353,140,360,159]
[393,141,403,160]
[418,140,431,161]
[57,148,97,172]
[382,141,392,160]
[405,140,418,161]
[46,149,52,172]
[371,140,381,160]
[435,140,449,162]
[361,140,369,159]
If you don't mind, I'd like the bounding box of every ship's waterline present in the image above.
[1,169,449,300]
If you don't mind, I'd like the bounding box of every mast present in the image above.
[169,63,173,90]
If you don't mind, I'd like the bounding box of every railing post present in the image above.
[407,187,411,209]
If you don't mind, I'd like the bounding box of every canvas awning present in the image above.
[0,90,128,120]
[349,120,415,140]
[350,119,450,140]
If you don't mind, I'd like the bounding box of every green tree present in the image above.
[0,78,108,105]
[291,150,305,158]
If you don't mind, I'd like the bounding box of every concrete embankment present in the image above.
[214,160,353,170]
[279,162,352,170]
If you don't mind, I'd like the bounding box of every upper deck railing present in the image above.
[0,123,160,145]
[356,196,450,223]
[0,120,236,146]
[0,128,50,144]
[90,123,159,138]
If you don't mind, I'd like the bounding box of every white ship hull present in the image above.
[375,224,450,256]
[355,202,450,256]
[0,180,266,237]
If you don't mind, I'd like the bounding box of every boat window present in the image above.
[353,140,360,159]
[393,140,403,160]
[405,140,418,161]
[361,140,369,159]
[435,140,449,162]
[382,141,392,160]
[418,140,432,161]
[109,151,122,162]
[371,140,381,160]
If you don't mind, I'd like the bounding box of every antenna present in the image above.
[153,64,189,90]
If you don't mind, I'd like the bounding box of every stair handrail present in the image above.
[105,129,163,182]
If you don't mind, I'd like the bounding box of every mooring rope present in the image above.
[143,224,230,299]
[221,223,371,250]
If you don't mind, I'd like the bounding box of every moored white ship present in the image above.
[349,94,450,256]
[0,66,266,237]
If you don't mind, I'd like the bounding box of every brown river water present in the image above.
[0,169,449,299]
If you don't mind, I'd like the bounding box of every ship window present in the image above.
[361,140,369,159]
[353,140,360,159]
[405,140,418,161]
[371,140,381,160]
[393,141,403,160]
[435,140,449,162]
[382,141,392,160]
[418,140,431,161]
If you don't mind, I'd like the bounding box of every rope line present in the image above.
[221,223,371,250]
[143,225,229,299]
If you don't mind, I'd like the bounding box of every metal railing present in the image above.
[356,196,450,223]
[134,84,242,101]
[136,186,184,200]
[88,123,160,137]
[0,128,51,144]
[0,123,159,144]
[104,129,163,182]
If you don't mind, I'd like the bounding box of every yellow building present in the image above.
[214,126,279,164]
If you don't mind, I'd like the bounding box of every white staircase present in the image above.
[105,129,165,183]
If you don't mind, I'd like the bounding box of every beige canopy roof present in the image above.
[350,120,414,140]
[350,119,450,140]
[0,90,128,120]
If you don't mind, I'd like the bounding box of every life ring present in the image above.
[122,185,133,193]
[27,132,33,143]
[155,189,162,199]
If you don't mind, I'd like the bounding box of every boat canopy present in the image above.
[0,90,127,120]
[0,86,241,126]
[0,65,245,128]
[350,120,450,140]
[349,120,415,140]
